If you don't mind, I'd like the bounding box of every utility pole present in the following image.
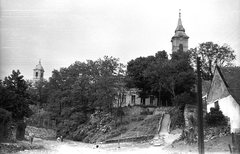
[197,57,204,154]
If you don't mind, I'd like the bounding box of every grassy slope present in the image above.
[107,108,162,141]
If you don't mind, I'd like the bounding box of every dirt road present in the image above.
[12,135,232,154]
[13,138,167,154]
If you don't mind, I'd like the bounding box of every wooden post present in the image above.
[197,57,204,154]
[232,133,240,154]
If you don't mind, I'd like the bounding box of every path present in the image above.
[159,114,170,133]
[153,114,182,146]
[13,138,168,154]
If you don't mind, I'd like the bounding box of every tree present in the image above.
[126,56,155,99]
[143,50,169,106]
[189,42,236,80]
[0,70,33,120]
[94,56,125,113]
[27,79,48,108]
[46,56,125,119]
[127,50,195,106]
[205,106,228,127]
[0,70,33,140]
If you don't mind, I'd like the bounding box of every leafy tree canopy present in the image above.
[189,42,236,80]
[126,50,196,105]
[0,70,33,120]
[45,56,126,120]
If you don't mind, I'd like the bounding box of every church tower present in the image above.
[33,60,44,82]
[171,10,189,52]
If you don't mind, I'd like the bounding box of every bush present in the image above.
[0,108,12,142]
[169,107,184,129]
[173,92,195,106]
[0,108,11,123]
[205,107,228,127]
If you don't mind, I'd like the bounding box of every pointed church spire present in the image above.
[171,10,189,53]
[175,9,185,32]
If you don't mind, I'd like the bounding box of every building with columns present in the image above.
[171,10,189,53]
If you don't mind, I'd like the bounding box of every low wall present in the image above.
[25,126,56,140]
[105,134,155,144]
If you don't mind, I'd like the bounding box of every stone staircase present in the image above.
[152,134,166,146]
[152,114,171,146]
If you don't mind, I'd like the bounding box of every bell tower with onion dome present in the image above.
[171,9,189,53]
[33,59,44,82]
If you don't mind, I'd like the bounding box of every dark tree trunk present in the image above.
[158,84,161,107]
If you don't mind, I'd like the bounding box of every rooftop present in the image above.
[218,66,240,104]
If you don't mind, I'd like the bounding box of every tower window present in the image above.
[179,44,183,51]
[35,72,38,77]
[41,73,43,78]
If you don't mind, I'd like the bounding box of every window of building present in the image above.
[35,72,38,77]
[179,44,183,51]
[122,94,126,103]
[131,95,136,104]
[141,98,145,105]
[41,73,43,78]
[150,96,154,105]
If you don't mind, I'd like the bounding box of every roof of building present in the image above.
[175,13,185,32]
[34,60,44,71]
[171,11,189,40]
[202,80,211,97]
[218,66,240,104]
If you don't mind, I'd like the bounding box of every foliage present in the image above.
[0,108,12,142]
[169,107,185,129]
[189,42,236,80]
[173,92,196,106]
[126,50,195,105]
[45,56,125,121]
[0,70,33,120]
[205,107,228,127]
[0,108,11,124]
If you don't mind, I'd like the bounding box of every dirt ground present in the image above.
[163,135,232,154]
[9,135,232,154]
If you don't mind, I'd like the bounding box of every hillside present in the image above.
[54,106,163,143]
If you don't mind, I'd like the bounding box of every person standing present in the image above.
[29,132,34,144]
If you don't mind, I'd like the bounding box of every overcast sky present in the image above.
[1,0,240,80]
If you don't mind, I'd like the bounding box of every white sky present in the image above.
[1,0,240,80]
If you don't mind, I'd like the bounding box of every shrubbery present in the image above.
[0,108,12,141]
[0,108,11,123]
[173,92,195,106]
[169,107,184,129]
[205,106,228,127]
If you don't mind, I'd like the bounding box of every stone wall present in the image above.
[25,126,56,140]
[184,104,197,129]
[153,107,172,115]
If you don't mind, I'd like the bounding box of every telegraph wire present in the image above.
[221,26,240,43]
